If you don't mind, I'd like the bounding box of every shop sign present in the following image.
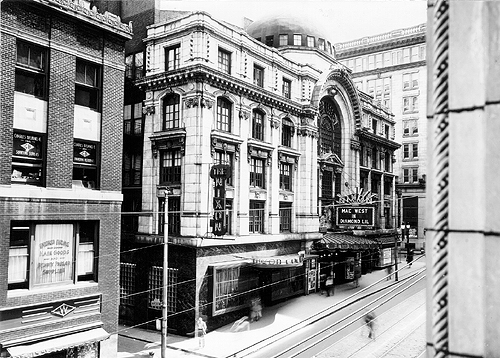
[13,132,43,159]
[73,141,97,165]
[336,206,374,227]
[252,255,304,268]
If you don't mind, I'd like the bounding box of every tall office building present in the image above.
[336,24,427,251]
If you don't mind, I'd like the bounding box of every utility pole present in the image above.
[394,233,399,281]
[161,188,171,358]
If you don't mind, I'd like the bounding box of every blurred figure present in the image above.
[386,265,393,280]
[325,275,334,296]
[230,316,250,332]
[249,297,262,322]
[197,317,207,348]
[364,310,376,339]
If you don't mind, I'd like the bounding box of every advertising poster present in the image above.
[33,224,74,285]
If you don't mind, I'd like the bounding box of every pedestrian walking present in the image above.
[364,310,376,339]
[197,317,207,348]
[325,275,334,296]
[386,265,393,280]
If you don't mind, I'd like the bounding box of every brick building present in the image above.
[0,1,131,357]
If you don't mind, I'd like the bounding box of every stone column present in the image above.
[426,1,500,357]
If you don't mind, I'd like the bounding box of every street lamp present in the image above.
[161,187,173,358]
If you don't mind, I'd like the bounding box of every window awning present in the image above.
[318,233,379,250]
[6,328,109,358]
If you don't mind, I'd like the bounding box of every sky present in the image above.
[160,0,427,43]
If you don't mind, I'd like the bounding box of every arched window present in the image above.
[163,94,180,130]
[320,116,333,154]
[319,98,342,158]
[252,109,265,140]
[216,97,232,132]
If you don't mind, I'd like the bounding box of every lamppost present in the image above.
[161,187,173,358]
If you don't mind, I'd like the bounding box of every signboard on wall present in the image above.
[33,224,74,286]
[13,132,43,159]
[336,206,375,227]
[210,164,231,236]
[73,141,97,165]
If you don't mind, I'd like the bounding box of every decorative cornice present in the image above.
[136,64,304,117]
[41,0,133,38]
[184,96,213,108]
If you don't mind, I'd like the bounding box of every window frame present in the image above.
[282,78,291,99]
[73,139,100,189]
[279,34,288,46]
[249,157,265,189]
[281,118,294,147]
[249,200,265,234]
[75,59,101,111]
[252,109,265,141]
[279,162,293,191]
[218,48,231,74]
[165,44,181,71]
[293,34,302,46]
[8,221,98,290]
[163,93,181,130]
[123,152,142,187]
[15,40,48,99]
[253,65,264,87]
[279,202,292,233]
[216,97,232,132]
[11,130,45,187]
[124,102,143,136]
[160,149,182,185]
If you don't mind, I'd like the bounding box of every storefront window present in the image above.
[8,222,98,290]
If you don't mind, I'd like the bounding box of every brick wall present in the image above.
[0,33,15,186]
[46,48,75,189]
[101,63,125,192]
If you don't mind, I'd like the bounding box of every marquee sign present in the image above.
[336,206,375,227]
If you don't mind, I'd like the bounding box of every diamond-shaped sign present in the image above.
[51,303,75,317]
[21,143,34,152]
[80,150,90,158]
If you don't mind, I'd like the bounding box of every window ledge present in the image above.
[7,281,98,298]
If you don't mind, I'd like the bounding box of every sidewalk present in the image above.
[118,259,425,358]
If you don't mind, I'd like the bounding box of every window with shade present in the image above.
[282,78,291,99]
[124,103,143,136]
[165,44,180,71]
[8,222,98,290]
[75,60,101,111]
[279,34,288,46]
[15,40,47,99]
[253,65,264,87]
